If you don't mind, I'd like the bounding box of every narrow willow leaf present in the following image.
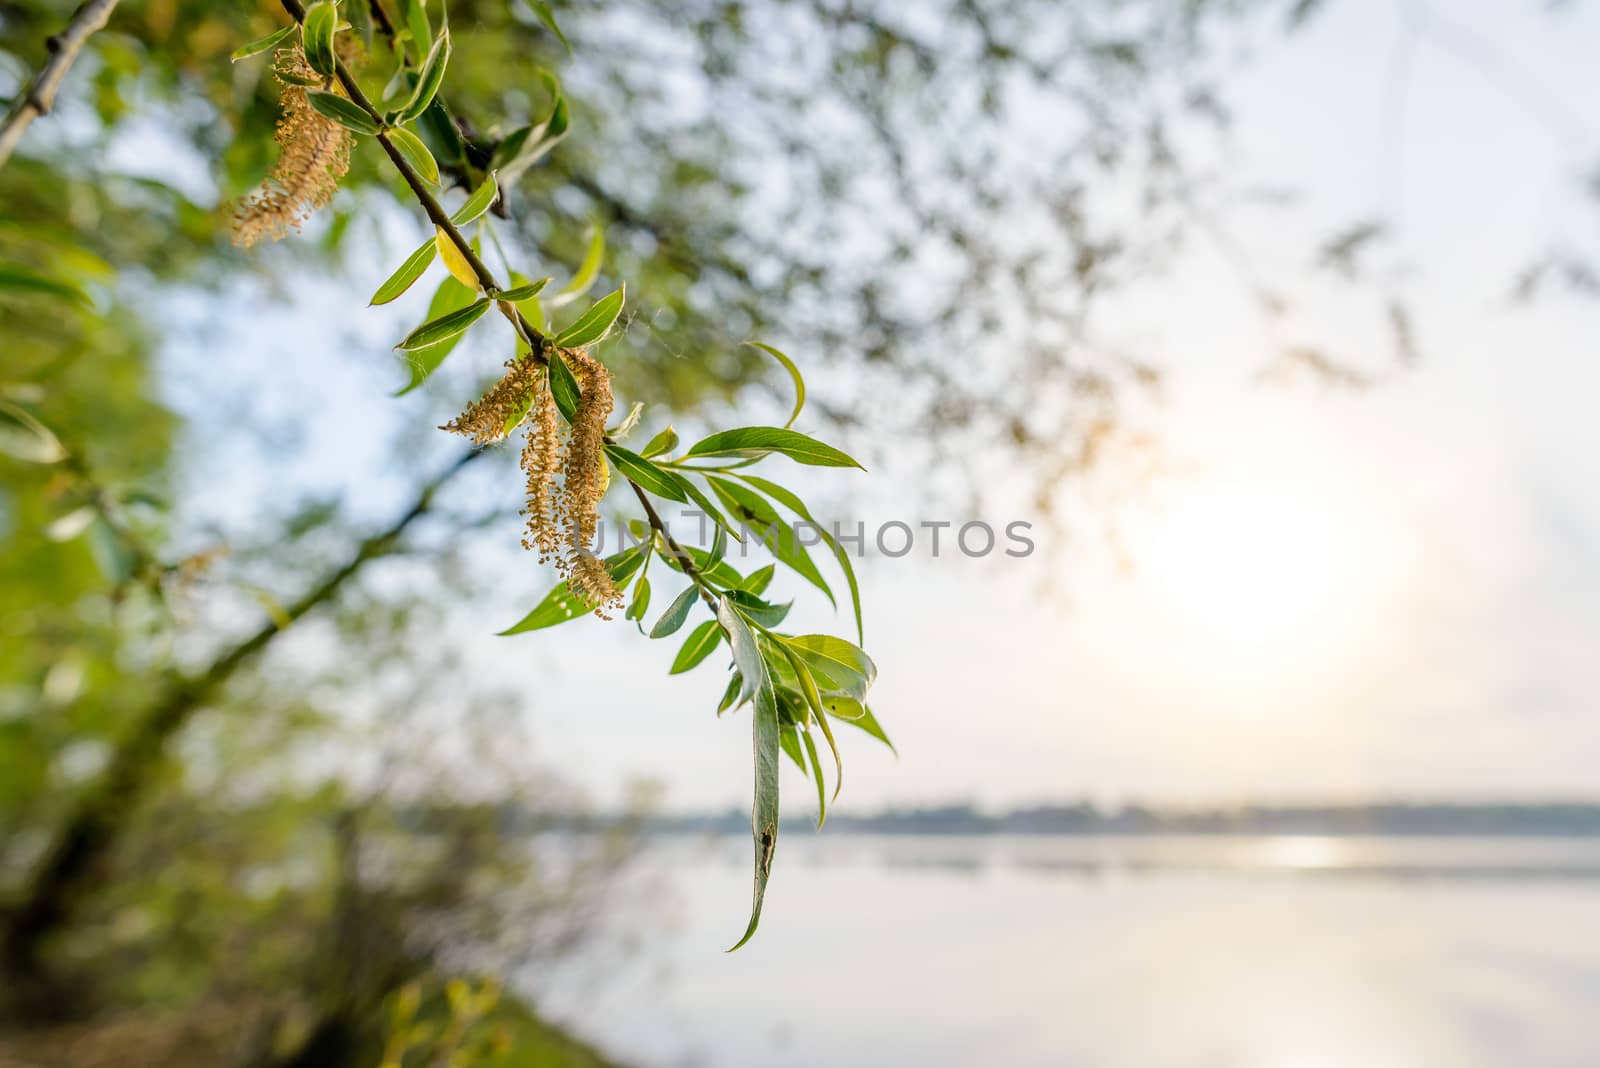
[0,401,66,463]
[449,174,499,226]
[626,575,652,624]
[347,0,373,46]
[305,90,380,135]
[387,126,439,184]
[741,564,776,596]
[395,297,490,350]
[499,550,645,634]
[780,725,806,773]
[530,1,571,51]
[685,427,863,469]
[717,596,764,708]
[0,264,90,308]
[659,543,744,590]
[402,0,431,59]
[398,28,452,124]
[369,239,436,305]
[717,598,781,952]
[801,728,828,828]
[718,670,743,714]
[725,589,790,628]
[782,634,877,701]
[435,227,479,290]
[546,225,604,309]
[666,472,743,545]
[779,642,842,801]
[745,342,805,429]
[394,276,475,394]
[670,619,721,673]
[825,697,895,753]
[736,474,863,643]
[605,445,686,502]
[231,23,294,61]
[650,584,700,639]
[610,402,644,441]
[555,287,624,348]
[418,98,466,168]
[301,1,338,75]
[547,352,580,423]
[640,426,678,459]
[496,277,551,302]
[707,477,832,605]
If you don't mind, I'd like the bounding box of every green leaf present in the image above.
[402,0,431,60]
[685,427,863,469]
[707,477,833,606]
[231,23,294,61]
[741,564,776,596]
[778,641,842,801]
[801,728,828,827]
[626,575,651,624]
[737,474,863,643]
[547,352,580,423]
[300,1,338,75]
[397,28,452,124]
[347,0,373,46]
[717,598,781,951]
[824,697,895,753]
[305,90,380,135]
[724,588,791,628]
[448,174,499,227]
[529,1,571,51]
[394,276,476,394]
[546,225,603,309]
[640,426,678,459]
[555,287,624,348]
[493,90,570,187]
[782,634,877,701]
[650,584,700,639]
[0,400,66,464]
[746,342,805,430]
[780,724,806,773]
[395,297,490,350]
[386,126,439,185]
[369,238,437,305]
[609,401,644,440]
[604,445,686,502]
[495,277,551,302]
[718,670,743,713]
[0,264,90,308]
[499,550,645,634]
[659,542,745,590]
[667,472,743,546]
[670,619,721,673]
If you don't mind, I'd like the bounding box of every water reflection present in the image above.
[534,836,1600,1068]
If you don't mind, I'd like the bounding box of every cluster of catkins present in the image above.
[445,348,621,615]
[231,45,353,248]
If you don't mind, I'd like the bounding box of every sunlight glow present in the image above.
[1127,447,1392,675]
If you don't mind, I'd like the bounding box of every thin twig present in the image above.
[277,0,713,595]
[0,0,121,170]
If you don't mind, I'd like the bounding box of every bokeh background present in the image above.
[3,0,1599,1065]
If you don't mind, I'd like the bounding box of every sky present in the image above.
[160,0,1600,813]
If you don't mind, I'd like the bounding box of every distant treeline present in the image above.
[639,802,1600,837]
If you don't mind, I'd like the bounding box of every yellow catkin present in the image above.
[441,352,543,445]
[561,349,619,615]
[230,46,352,247]
[520,382,562,563]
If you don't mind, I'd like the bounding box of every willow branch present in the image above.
[0,0,121,170]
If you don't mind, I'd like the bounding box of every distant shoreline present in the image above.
[638,802,1600,838]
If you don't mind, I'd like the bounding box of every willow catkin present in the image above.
[441,352,543,445]
[561,349,619,614]
[521,382,562,563]
[230,46,352,248]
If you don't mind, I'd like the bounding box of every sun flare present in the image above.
[1128,448,1391,672]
